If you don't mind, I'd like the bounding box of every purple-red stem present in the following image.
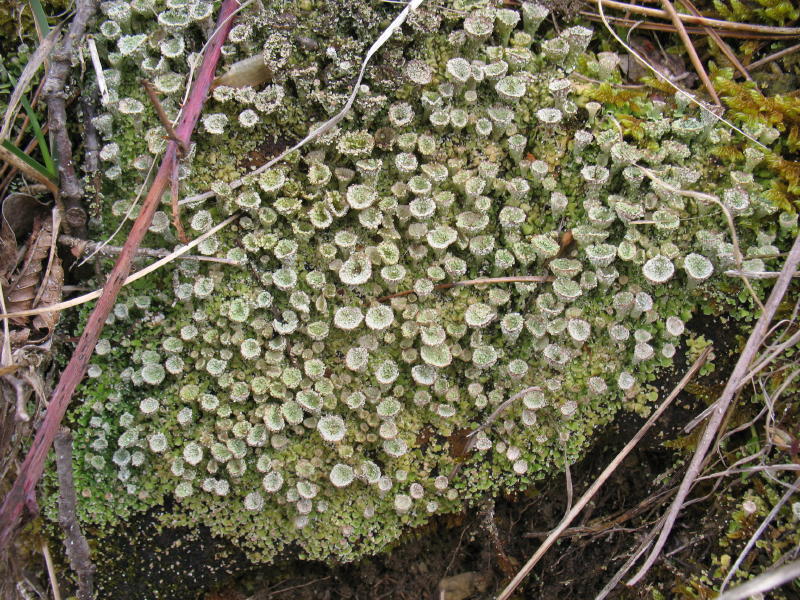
[0,0,240,551]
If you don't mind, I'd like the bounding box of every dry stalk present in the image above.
[58,234,238,265]
[659,0,721,105]
[495,347,711,600]
[716,557,800,600]
[627,231,800,585]
[748,42,800,72]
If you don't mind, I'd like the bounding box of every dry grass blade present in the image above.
[716,558,800,600]
[659,0,721,105]
[0,25,61,140]
[495,347,712,600]
[627,232,800,586]
[31,208,62,332]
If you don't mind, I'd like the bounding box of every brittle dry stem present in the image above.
[496,347,711,600]
[0,0,241,551]
[659,0,721,105]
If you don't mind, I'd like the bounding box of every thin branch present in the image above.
[724,269,800,279]
[377,276,554,303]
[169,158,189,244]
[42,0,98,237]
[0,0,241,551]
[678,0,752,81]
[659,0,721,105]
[591,0,800,35]
[142,79,188,155]
[579,11,797,39]
[628,232,800,586]
[495,347,711,600]
[58,234,238,265]
[748,42,800,72]
[54,428,94,600]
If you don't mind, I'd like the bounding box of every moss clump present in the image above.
[46,0,795,568]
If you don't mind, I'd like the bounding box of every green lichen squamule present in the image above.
[48,0,795,565]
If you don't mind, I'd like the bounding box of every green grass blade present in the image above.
[28,0,50,39]
[18,94,55,178]
[1,139,54,181]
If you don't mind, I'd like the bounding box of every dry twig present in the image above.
[495,347,711,600]
[54,428,94,600]
[42,0,98,237]
[590,0,800,35]
[627,232,800,585]
[377,276,553,303]
[58,234,237,265]
[659,0,721,105]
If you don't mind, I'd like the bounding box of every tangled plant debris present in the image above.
[30,0,797,574]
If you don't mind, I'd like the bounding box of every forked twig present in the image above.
[43,0,98,237]
[377,276,554,303]
[495,347,711,600]
[627,232,800,586]
[659,0,720,105]
[142,79,188,155]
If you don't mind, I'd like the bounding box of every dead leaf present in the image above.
[32,255,63,331]
[0,217,16,281]
[5,213,62,330]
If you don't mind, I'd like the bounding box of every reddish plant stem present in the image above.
[0,0,241,551]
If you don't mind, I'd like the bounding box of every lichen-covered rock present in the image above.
[51,0,792,565]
